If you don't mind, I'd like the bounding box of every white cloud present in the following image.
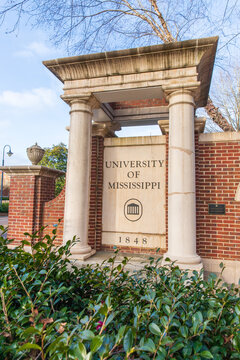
[14,41,56,58]
[28,41,53,56]
[0,88,58,109]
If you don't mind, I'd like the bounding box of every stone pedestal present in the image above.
[63,99,98,259]
[164,90,202,270]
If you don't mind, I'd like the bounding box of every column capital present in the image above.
[92,121,121,138]
[162,83,199,104]
[166,89,196,109]
[61,94,101,110]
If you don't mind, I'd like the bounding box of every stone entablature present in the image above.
[43,37,218,108]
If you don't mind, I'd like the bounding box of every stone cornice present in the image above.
[0,166,65,178]
[43,37,218,108]
[43,37,218,81]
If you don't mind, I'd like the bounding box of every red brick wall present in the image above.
[7,133,240,262]
[110,98,168,110]
[42,187,65,245]
[196,138,240,261]
[34,176,56,233]
[8,175,55,244]
[41,136,104,249]
[8,175,35,243]
[7,137,104,248]
[165,133,169,253]
[40,134,240,261]
[88,136,104,251]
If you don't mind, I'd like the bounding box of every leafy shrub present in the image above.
[39,143,67,196]
[0,202,8,213]
[0,226,240,359]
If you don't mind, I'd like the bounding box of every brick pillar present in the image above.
[89,121,120,251]
[158,119,169,254]
[194,117,206,257]
[88,136,104,251]
[0,166,64,245]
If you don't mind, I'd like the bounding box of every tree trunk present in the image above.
[205,97,234,132]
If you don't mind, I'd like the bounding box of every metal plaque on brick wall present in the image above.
[208,204,226,215]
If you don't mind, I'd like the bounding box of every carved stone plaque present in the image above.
[102,136,166,249]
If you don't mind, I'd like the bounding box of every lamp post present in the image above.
[0,145,13,209]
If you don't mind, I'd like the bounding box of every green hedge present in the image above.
[0,202,8,213]
[0,226,240,359]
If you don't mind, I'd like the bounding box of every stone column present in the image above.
[63,98,98,259]
[165,89,202,269]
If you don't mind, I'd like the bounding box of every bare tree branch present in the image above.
[205,97,235,132]
[1,0,240,132]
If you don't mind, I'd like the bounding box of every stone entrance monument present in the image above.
[42,36,218,270]
[7,36,240,281]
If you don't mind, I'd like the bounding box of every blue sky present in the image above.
[0,26,71,166]
[0,1,239,166]
[0,23,161,166]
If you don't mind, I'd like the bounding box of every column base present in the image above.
[163,253,203,272]
[70,249,96,261]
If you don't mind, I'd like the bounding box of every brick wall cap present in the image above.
[199,131,240,143]
[0,165,65,178]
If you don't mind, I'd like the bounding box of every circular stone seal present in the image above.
[124,198,143,222]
